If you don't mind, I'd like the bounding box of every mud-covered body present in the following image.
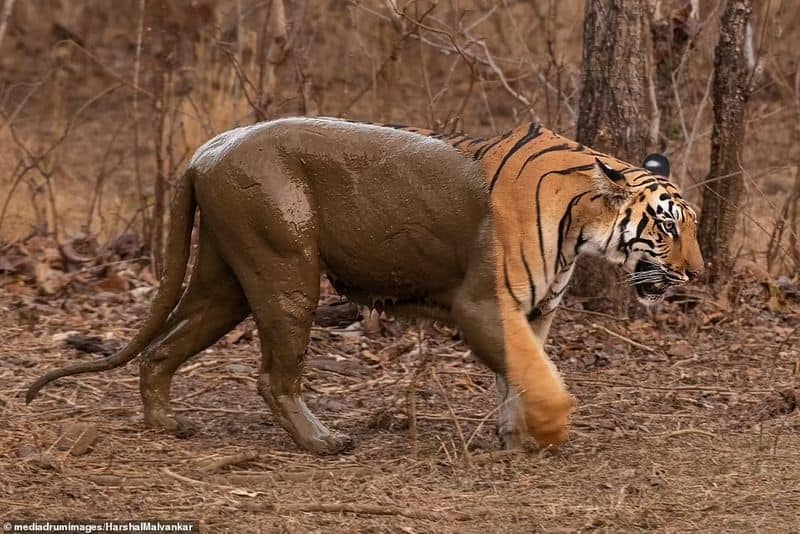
[191,118,492,314]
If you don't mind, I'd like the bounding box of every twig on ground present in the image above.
[430,367,470,465]
[561,306,625,321]
[83,474,154,487]
[467,449,525,466]
[162,467,208,486]
[645,428,718,440]
[407,322,430,456]
[241,502,475,521]
[590,323,658,353]
[570,376,769,395]
[198,451,260,473]
[213,467,375,484]
[464,389,518,450]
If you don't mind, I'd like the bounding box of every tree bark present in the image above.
[576,0,651,158]
[0,0,15,53]
[571,0,652,311]
[698,0,751,286]
[651,0,698,150]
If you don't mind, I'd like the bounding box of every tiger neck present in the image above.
[491,158,628,315]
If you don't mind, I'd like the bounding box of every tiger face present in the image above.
[595,154,705,305]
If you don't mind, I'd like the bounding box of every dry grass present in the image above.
[1,0,799,274]
[1,271,798,532]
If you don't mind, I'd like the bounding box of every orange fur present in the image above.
[493,243,575,448]
[478,125,628,449]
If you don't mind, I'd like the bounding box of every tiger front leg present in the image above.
[453,292,573,450]
[494,372,527,450]
[504,307,574,450]
[494,309,560,449]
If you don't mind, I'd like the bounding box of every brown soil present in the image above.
[1,261,798,533]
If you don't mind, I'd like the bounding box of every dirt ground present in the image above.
[1,255,798,533]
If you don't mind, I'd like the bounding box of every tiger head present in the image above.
[591,154,705,305]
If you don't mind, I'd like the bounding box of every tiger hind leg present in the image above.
[140,230,250,436]
[495,372,527,449]
[217,232,353,454]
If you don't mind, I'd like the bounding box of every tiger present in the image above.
[26,117,704,454]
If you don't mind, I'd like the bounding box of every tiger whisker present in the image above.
[623,273,666,283]
[624,280,663,288]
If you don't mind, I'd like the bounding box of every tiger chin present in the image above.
[26,118,704,455]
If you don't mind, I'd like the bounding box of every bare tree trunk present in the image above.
[0,0,15,52]
[151,70,168,277]
[651,0,698,150]
[576,0,651,158]
[255,0,288,120]
[571,0,653,311]
[146,1,184,276]
[698,0,752,286]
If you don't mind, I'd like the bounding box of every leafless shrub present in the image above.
[0,0,797,281]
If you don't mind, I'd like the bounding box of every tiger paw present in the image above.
[524,392,575,451]
[144,412,197,439]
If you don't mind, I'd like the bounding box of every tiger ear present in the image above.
[643,153,670,177]
[593,158,632,207]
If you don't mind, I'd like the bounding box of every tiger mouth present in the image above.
[633,260,670,301]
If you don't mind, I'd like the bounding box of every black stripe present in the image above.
[503,257,522,307]
[514,143,573,182]
[625,237,656,251]
[635,213,649,237]
[550,284,569,299]
[597,158,627,183]
[473,131,512,160]
[614,208,633,252]
[527,307,542,322]
[631,176,658,187]
[488,123,542,191]
[514,142,607,183]
[556,192,589,269]
[520,243,536,306]
[535,163,596,283]
[603,209,622,252]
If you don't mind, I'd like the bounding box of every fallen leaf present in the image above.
[34,262,64,295]
[94,274,130,293]
[667,340,692,358]
[54,422,99,456]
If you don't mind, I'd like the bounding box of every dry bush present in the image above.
[0,0,797,278]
